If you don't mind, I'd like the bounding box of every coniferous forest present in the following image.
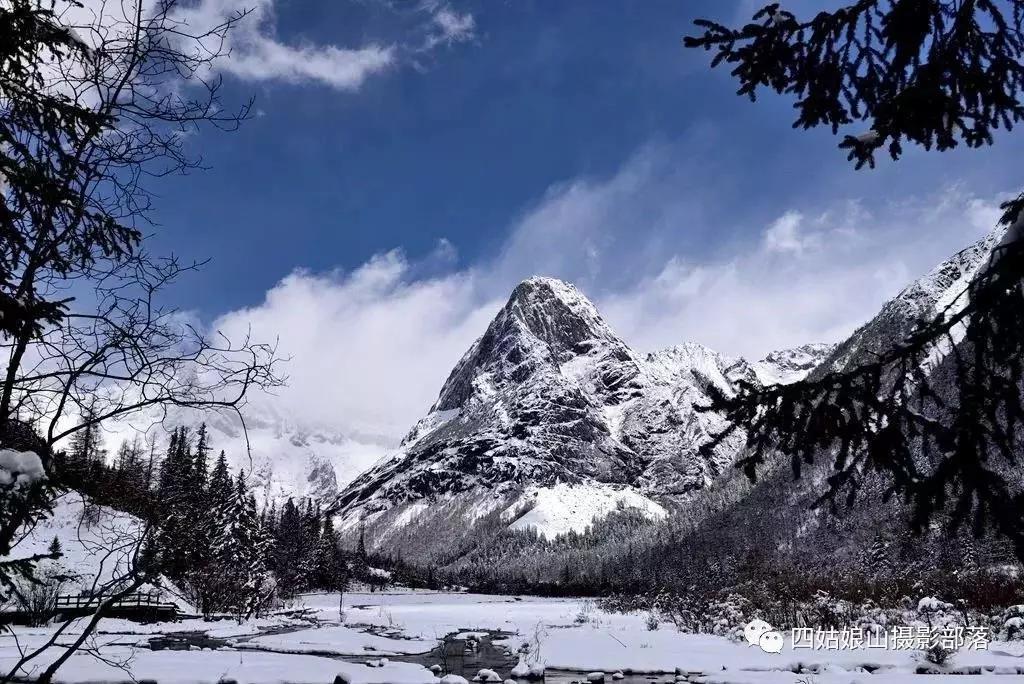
[52,425,366,618]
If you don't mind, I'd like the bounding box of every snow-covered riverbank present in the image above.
[2,591,1024,683]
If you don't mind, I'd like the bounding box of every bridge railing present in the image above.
[54,593,178,613]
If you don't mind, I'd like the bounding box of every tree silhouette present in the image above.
[0,0,280,678]
[686,1,1024,555]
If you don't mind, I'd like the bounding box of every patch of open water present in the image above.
[332,629,685,684]
[149,623,692,683]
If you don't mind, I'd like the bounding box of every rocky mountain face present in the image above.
[332,277,834,536]
[813,228,1003,378]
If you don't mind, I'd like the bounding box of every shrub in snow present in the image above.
[510,658,530,678]
[475,669,501,683]
[1000,605,1024,639]
[923,642,955,667]
[574,600,596,624]
[851,599,891,634]
[705,593,752,640]
[586,672,605,683]
[10,554,69,626]
[440,676,469,684]
[645,612,660,631]
[1004,605,1024,619]
[918,596,953,614]
[807,589,854,628]
[912,596,962,632]
[0,449,45,488]
[1003,615,1024,640]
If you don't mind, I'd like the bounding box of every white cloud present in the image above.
[425,6,476,49]
[212,145,1009,461]
[167,0,474,91]
[762,211,818,254]
[57,0,474,93]
[223,40,395,92]
[213,248,500,446]
[600,188,1001,359]
[169,0,395,91]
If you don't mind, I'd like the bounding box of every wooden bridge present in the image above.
[54,592,179,622]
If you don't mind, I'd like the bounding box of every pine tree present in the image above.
[176,426,194,492]
[144,435,159,492]
[961,537,981,575]
[865,533,892,578]
[156,429,180,497]
[352,519,370,585]
[211,472,275,619]
[298,499,321,584]
[192,423,210,494]
[273,499,305,597]
[155,427,196,579]
[208,451,233,507]
[67,406,105,481]
[47,536,61,558]
[184,425,212,590]
[314,516,347,592]
[111,436,147,511]
[263,500,278,570]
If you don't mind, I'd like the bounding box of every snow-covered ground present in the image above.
[502,483,667,539]
[2,590,1024,683]
[8,492,147,591]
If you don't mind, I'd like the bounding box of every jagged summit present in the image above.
[432,275,637,413]
[494,275,619,354]
[753,342,837,386]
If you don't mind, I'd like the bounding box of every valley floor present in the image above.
[1,591,1023,684]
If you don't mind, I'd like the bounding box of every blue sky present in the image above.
[157,0,1021,312]
[143,0,1022,443]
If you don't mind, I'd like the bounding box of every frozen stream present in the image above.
[5,591,1024,683]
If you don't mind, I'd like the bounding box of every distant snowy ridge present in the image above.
[101,402,386,509]
[813,226,1004,378]
[752,343,838,386]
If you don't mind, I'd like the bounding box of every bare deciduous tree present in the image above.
[0,0,283,677]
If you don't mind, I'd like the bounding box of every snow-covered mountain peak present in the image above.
[503,276,621,355]
[431,276,638,414]
[334,278,822,529]
[647,342,734,375]
[753,342,836,386]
